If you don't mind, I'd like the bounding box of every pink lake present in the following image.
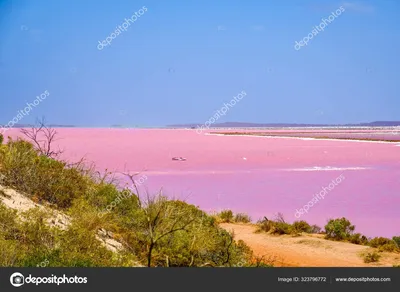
[4,128,400,238]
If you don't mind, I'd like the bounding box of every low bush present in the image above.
[257,219,274,233]
[363,251,381,263]
[257,218,319,236]
[378,243,399,253]
[233,213,251,223]
[291,220,312,234]
[368,237,399,252]
[349,233,369,245]
[369,237,393,247]
[217,210,234,223]
[270,222,292,235]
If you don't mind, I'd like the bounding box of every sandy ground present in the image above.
[220,223,400,267]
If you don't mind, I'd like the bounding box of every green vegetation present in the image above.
[0,204,135,267]
[255,214,399,256]
[324,217,355,241]
[291,220,312,233]
[0,138,92,208]
[216,210,234,223]
[323,218,400,253]
[323,218,399,254]
[0,133,255,267]
[234,213,251,223]
[368,237,400,253]
[256,215,321,236]
[214,210,251,224]
[363,251,381,263]
[392,236,400,247]
[349,233,369,245]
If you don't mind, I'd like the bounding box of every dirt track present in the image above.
[220,223,400,267]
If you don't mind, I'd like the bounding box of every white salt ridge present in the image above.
[286,166,371,171]
[207,133,400,144]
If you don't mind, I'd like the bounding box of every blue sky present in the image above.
[0,0,399,127]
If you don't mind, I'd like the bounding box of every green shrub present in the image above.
[0,133,3,145]
[392,236,400,248]
[110,198,253,267]
[270,222,292,235]
[257,218,298,236]
[291,220,312,234]
[349,233,369,245]
[369,237,392,247]
[369,237,399,252]
[218,210,234,223]
[378,243,399,253]
[234,213,251,223]
[363,251,381,263]
[324,217,355,240]
[257,219,274,233]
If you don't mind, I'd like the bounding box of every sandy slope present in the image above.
[220,223,400,267]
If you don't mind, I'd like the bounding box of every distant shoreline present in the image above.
[207,132,400,144]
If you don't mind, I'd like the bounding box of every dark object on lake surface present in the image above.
[172,157,186,161]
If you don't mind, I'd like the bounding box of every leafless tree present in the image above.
[274,212,286,223]
[20,117,64,158]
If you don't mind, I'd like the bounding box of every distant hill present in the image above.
[48,124,76,128]
[167,121,400,128]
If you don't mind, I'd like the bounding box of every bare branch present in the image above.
[20,117,64,158]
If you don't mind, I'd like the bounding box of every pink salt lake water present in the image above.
[5,128,400,237]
